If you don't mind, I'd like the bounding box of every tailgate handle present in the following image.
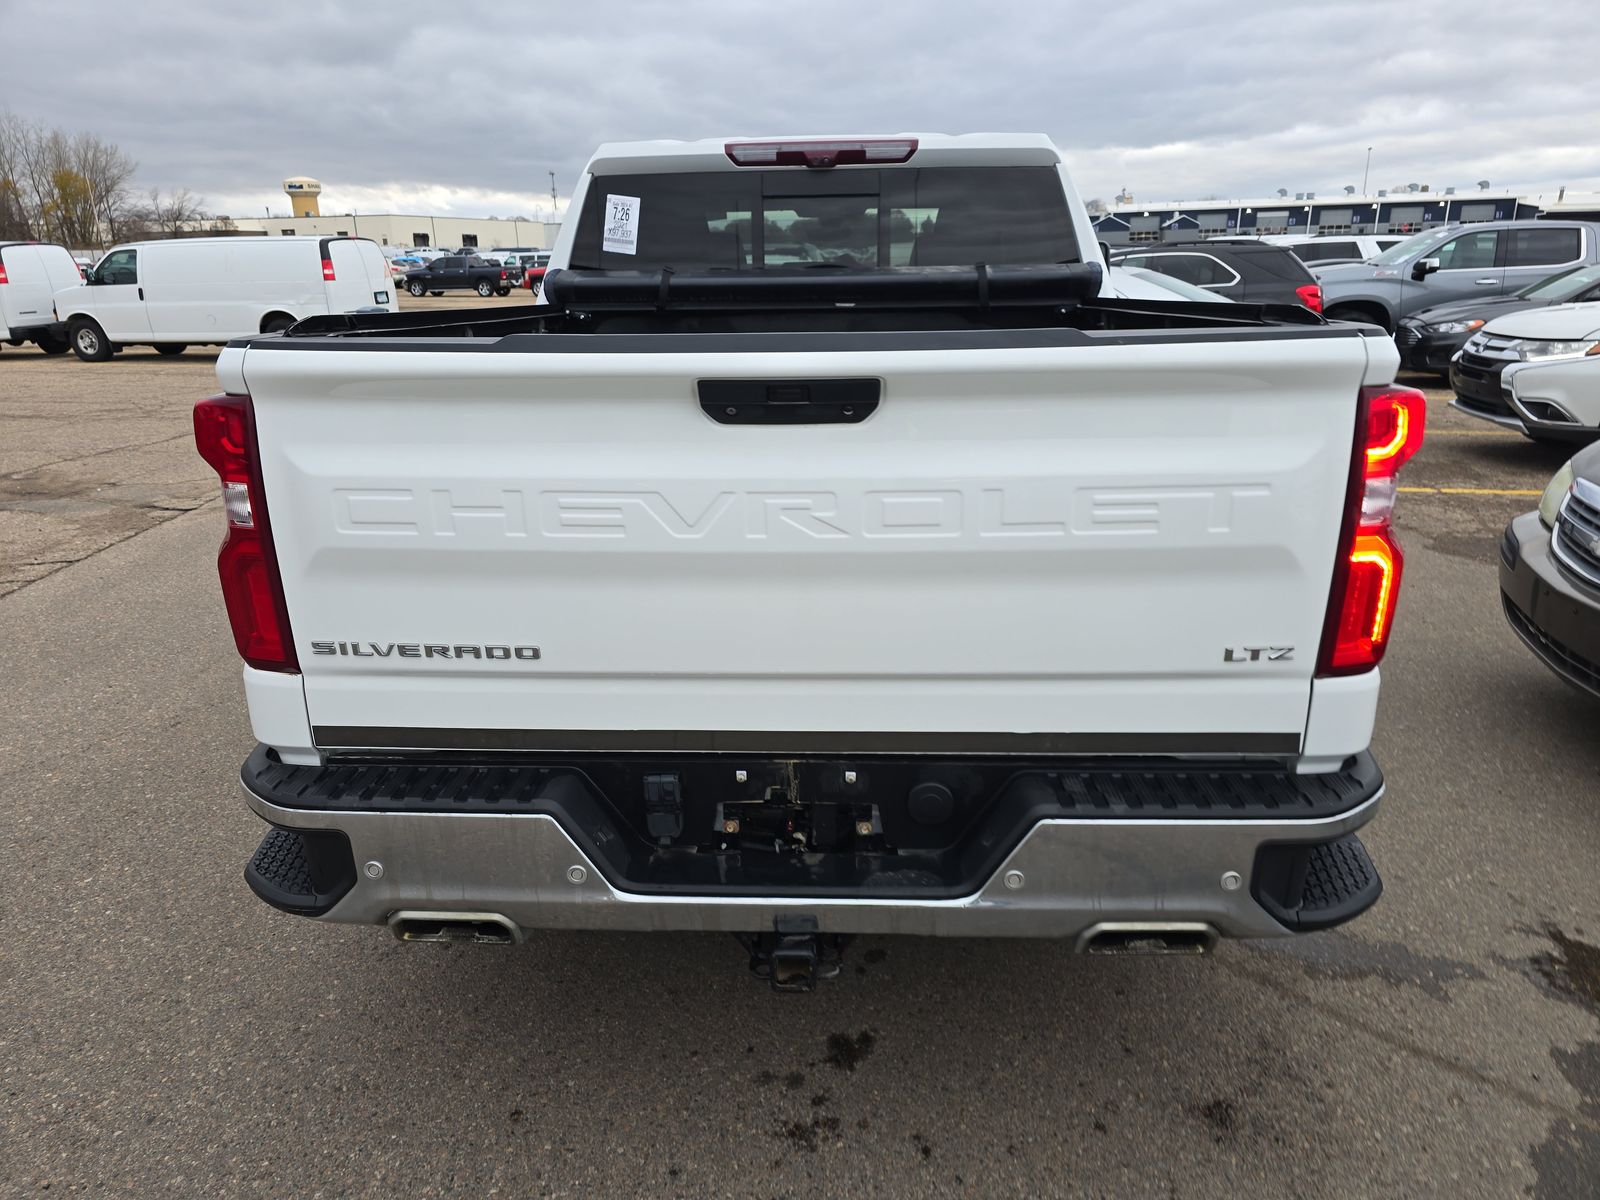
[699,378,879,425]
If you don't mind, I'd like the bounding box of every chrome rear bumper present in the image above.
[243,784,1383,941]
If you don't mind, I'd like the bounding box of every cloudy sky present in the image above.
[5,0,1598,218]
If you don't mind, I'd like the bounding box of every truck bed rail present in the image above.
[277,264,1327,341]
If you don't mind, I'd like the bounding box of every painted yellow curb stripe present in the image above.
[1398,486,1542,496]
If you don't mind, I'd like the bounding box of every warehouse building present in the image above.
[215,177,563,250]
[224,211,563,251]
[1093,187,1598,246]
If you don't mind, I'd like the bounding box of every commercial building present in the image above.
[216,176,562,250]
[1092,187,1600,246]
[224,211,562,251]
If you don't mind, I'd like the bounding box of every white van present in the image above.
[1,242,83,354]
[54,236,397,361]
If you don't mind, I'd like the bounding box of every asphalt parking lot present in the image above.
[3,306,1599,1198]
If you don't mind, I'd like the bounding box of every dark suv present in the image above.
[1109,243,1322,311]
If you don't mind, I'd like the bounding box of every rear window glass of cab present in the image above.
[569,167,1079,270]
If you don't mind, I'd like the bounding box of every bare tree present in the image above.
[131,187,207,238]
[0,111,37,239]
[71,129,137,241]
[0,110,140,247]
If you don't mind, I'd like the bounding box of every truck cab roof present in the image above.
[585,132,1063,175]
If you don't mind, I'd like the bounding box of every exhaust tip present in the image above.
[389,911,522,945]
[1077,922,1218,956]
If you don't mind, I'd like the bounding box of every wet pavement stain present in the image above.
[1528,926,1600,1015]
[1251,932,1486,1001]
[1531,1042,1600,1199]
[910,1132,933,1160]
[778,1115,842,1153]
[1193,1098,1241,1145]
[825,1029,876,1071]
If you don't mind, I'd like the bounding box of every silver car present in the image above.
[1501,442,1600,699]
[1316,221,1600,331]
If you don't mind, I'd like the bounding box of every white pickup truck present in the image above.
[196,134,1426,988]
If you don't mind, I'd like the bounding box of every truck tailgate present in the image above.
[237,333,1377,755]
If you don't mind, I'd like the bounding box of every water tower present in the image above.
[283,176,322,218]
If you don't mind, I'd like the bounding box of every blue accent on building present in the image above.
[1097,192,1555,244]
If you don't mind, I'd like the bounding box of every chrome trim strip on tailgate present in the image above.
[311,726,1303,756]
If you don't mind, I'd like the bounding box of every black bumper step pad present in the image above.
[242,744,1381,821]
[1252,833,1382,932]
[244,826,357,917]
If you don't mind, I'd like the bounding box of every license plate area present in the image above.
[698,378,879,425]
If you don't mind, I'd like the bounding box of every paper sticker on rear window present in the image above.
[602,194,641,255]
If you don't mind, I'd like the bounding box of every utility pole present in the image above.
[549,171,558,219]
[1361,147,1372,196]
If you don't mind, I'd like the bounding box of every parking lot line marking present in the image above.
[1399,486,1542,496]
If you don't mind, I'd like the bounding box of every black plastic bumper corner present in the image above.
[244,827,357,917]
[1252,833,1382,932]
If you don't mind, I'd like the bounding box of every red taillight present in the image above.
[724,138,918,168]
[322,257,336,281]
[1317,385,1427,675]
[193,394,298,672]
[1295,283,1323,313]
[0,262,8,284]
[1364,387,1426,474]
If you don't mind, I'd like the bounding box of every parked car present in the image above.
[1500,353,1600,444]
[1315,221,1600,331]
[488,246,541,265]
[1114,266,1237,302]
[1451,303,1600,441]
[1210,234,1407,267]
[1396,264,1600,375]
[513,252,552,289]
[203,132,1421,982]
[1110,242,1323,310]
[53,236,397,361]
[1501,442,1600,699]
[0,241,81,354]
[1278,235,1408,266]
[400,255,513,297]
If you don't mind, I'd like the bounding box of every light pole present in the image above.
[1361,147,1372,196]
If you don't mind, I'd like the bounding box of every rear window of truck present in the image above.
[569,167,1079,270]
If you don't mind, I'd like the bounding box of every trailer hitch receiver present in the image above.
[735,916,850,993]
